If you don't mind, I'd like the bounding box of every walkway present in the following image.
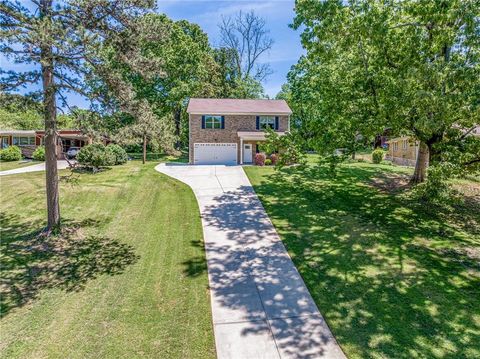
[0,160,70,176]
[155,163,345,359]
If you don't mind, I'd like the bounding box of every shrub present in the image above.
[32,146,45,161]
[254,152,266,166]
[372,149,384,164]
[264,159,272,166]
[106,144,128,165]
[269,153,278,165]
[0,146,22,161]
[77,144,115,170]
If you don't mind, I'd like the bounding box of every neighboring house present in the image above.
[386,126,479,167]
[386,136,421,167]
[187,98,292,165]
[0,129,93,159]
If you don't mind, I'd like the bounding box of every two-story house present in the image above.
[187,98,292,165]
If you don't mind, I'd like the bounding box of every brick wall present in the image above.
[189,114,289,163]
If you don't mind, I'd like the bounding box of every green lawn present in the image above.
[245,158,480,359]
[0,160,40,171]
[0,162,215,358]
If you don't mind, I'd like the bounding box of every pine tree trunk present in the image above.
[41,0,60,230]
[411,141,429,184]
[142,134,147,164]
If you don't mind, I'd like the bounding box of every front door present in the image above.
[243,144,253,163]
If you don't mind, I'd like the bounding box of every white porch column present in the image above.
[239,137,243,165]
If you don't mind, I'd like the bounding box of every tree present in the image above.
[115,103,175,164]
[290,0,480,185]
[1,0,155,230]
[219,10,274,82]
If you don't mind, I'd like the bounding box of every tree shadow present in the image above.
[183,185,346,358]
[1,214,139,316]
[246,164,480,358]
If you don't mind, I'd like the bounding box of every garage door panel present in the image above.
[194,143,237,165]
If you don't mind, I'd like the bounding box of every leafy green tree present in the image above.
[290,0,480,185]
[1,0,155,230]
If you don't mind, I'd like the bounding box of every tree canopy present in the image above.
[289,0,480,184]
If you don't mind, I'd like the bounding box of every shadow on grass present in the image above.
[177,163,480,357]
[0,214,139,316]
[248,164,480,358]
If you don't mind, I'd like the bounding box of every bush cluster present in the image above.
[0,146,22,161]
[32,146,45,161]
[106,144,128,165]
[254,152,266,166]
[77,143,127,170]
[372,149,384,164]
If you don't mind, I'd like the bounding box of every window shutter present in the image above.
[201,115,205,129]
[275,116,279,130]
[221,116,225,129]
[256,116,260,130]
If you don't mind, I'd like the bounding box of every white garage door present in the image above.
[194,143,237,165]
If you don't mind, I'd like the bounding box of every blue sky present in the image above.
[1,0,304,109]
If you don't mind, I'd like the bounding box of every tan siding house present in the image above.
[187,98,292,165]
[386,126,479,166]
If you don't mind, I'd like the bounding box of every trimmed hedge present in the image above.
[372,149,384,164]
[0,146,22,161]
[32,146,46,161]
[264,158,272,166]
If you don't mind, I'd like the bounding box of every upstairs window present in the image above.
[203,115,223,129]
[402,139,408,149]
[259,116,276,130]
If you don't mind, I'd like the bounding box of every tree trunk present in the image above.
[41,0,60,230]
[142,134,147,164]
[411,141,429,184]
[174,107,181,149]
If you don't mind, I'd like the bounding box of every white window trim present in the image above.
[205,115,222,129]
[259,116,275,129]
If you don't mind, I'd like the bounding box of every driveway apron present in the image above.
[155,163,346,359]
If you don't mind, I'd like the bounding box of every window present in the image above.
[204,115,222,129]
[402,139,408,149]
[393,142,398,151]
[259,116,276,130]
[13,136,35,146]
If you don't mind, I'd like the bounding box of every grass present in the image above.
[127,152,188,163]
[0,161,215,358]
[0,160,40,171]
[244,157,480,359]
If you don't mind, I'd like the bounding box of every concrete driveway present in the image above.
[155,163,345,359]
[0,160,71,176]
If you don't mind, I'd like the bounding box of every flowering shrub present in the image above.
[254,152,266,166]
[269,153,278,165]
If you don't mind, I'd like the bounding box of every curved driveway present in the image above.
[155,163,345,359]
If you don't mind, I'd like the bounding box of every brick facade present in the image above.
[189,114,289,164]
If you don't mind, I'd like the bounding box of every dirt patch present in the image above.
[369,172,412,194]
